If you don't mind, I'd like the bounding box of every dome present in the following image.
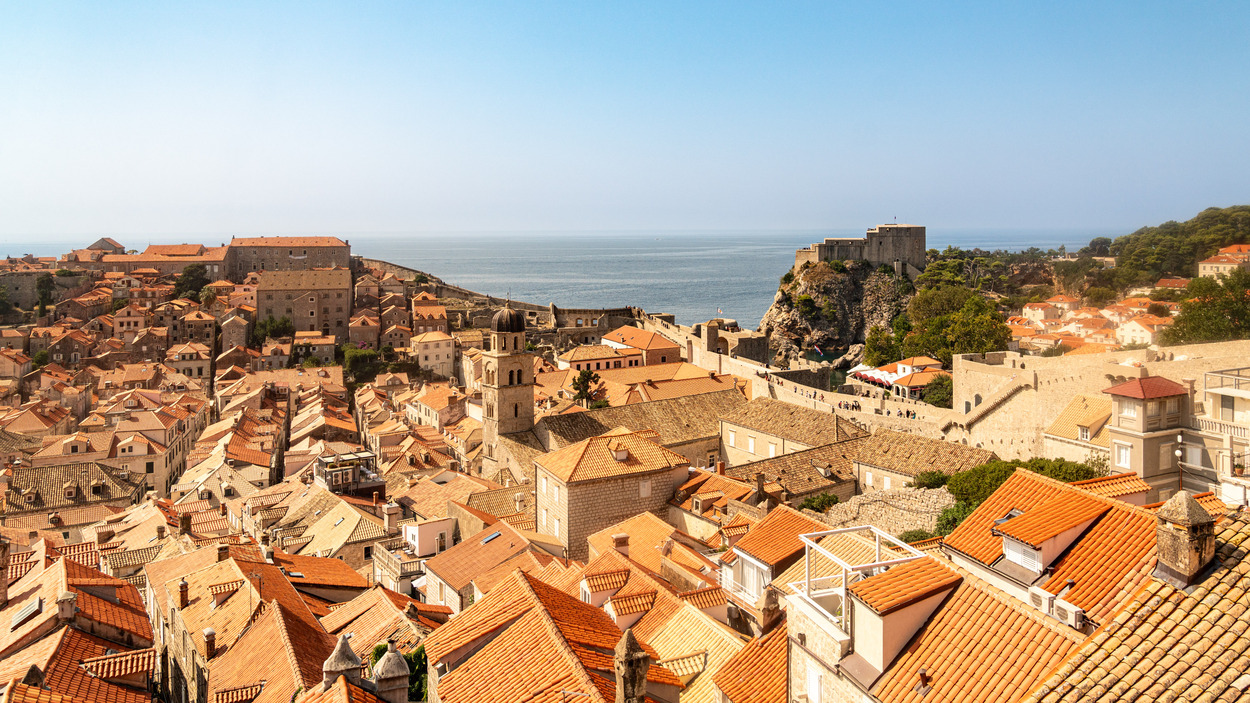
[491,307,526,333]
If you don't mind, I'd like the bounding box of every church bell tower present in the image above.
[481,306,535,474]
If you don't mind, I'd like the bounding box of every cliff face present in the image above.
[759,260,913,368]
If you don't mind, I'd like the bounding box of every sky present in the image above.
[1,1,1247,239]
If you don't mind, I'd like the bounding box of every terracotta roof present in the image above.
[535,389,747,448]
[1102,375,1188,399]
[993,493,1110,548]
[1044,394,1113,448]
[602,326,681,351]
[78,647,156,679]
[854,428,995,477]
[869,566,1083,703]
[1026,509,1250,703]
[1069,472,1151,499]
[0,626,152,703]
[536,429,688,484]
[732,504,825,567]
[207,600,336,703]
[678,586,727,610]
[721,397,865,447]
[423,522,536,591]
[427,571,681,702]
[586,512,684,575]
[944,470,1161,625]
[712,619,787,703]
[319,585,441,656]
[726,439,865,498]
[849,556,961,614]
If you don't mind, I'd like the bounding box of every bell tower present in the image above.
[482,306,535,475]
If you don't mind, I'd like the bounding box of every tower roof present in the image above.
[491,307,526,334]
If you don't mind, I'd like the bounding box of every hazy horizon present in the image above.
[2,2,1246,237]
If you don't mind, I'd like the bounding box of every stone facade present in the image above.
[255,268,352,337]
[818,487,955,536]
[794,224,927,273]
[226,236,350,280]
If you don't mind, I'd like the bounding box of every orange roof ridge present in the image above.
[848,557,961,615]
[992,493,1110,549]
[513,571,613,703]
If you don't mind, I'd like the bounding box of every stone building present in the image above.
[719,397,866,467]
[532,428,690,561]
[794,223,926,273]
[852,428,996,493]
[255,268,352,337]
[226,235,350,280]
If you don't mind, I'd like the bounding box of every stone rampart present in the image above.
[816,487,955,536]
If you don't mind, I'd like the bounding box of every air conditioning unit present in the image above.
[1053,599,1085,629]
[1028,586,1055,616]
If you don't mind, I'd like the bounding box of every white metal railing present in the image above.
[789,526,928,632]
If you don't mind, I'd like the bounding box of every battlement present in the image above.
[795,224,926,273]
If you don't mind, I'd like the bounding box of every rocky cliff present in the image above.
[759,260,913,368]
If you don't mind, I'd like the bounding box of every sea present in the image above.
[6,228,1112,329]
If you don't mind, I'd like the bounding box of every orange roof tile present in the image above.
[712,619,787,703]
[732,504,824,567]
[992,493,1110,549]
[678,586,727,610]
[848,557,961,614]
[1068,472,1151,499]
[536,429,688,484]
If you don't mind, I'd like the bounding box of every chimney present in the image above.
[716,461,725,476]
[203,627,217,658]
[264,546,275,563]
[216,543,230,562]
[156,524,166,540]
[757,588,782,636]
[322,633,362,690]
[1153,490,1217,588]
[260,531,270,546]
[755,473,766,500]
[382,502,401,534]
[613,629,650,703]
[178,578,189,608]
[178,513,192,535]
[0,539,9,609]
[371,640,411,703]
[56,592,77,622]
[612,533,630,557]
[372,491,380,506]
[1182,377,1197,411]
[514,492,525,514]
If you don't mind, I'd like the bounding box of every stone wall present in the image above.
[816,487,955,536]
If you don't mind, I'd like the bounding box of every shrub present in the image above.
[55,269,76,277]
[794,295,818,317]
[830,259,848,273]
[936,502,976,536]
[781,271,794,286]
[909,471,949,489]
[799,492,839,513]
[898,529,935,543]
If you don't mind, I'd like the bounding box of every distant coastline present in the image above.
[7,228,1107,328]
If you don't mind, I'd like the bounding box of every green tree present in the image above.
[907,286,976,324]
[1040,344,1073,357]
[798,492,840,512]
[780,271,794,286]
[111,297,131,313]
[862,326,899,367]
[1084,287,1116,308]
[54,268,76,277]
[940,457,1104,534]
[199,287,218,306]
[571,369,601,404]
[35,273,56,312]
[1145,302,1171,318]
[343,346,380,381]
[251,316,295,346]
[1162,269,1250,345]
[909,470,949,489]
[794,294,818,317]
[173,264,211,300]
[936,502,976,536]
[31,349,49,369]
[302,356,322,368]
[921,374,953,408]
[946,296,1013,357]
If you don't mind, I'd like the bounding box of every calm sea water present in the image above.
[8,228,1109,329]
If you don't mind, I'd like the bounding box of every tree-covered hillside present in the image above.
[1084,206,1250,288]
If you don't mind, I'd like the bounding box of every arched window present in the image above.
[516,369,523,384]
[974,394,983,407]
[514,403,519,418]
[513,337,519,350]
[508,370,514,385]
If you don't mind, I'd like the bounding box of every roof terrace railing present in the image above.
[788,525,927,633]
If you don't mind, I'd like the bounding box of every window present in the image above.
[146,461,154,473]
[768,443,777,458]
[1003,537,1042,571]
[553,484,559,501]
[1120,402,1138,418]
[806,665,823,703]
[728,430,736,448]
[747,436,755,454]
[639,479,651,498]
[542,508,548,528]
[541,475,547,494]
[1148,401,1160,416]
[865,471,873,487]
[883,476,891,490]
[581,584,591,603]
[1115,443,1132,469]
[1166,397,1179,414]
[363,546,372,559]
[1078,426,1090,441]
[554,518,560,534]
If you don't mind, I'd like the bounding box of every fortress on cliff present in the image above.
[795,224,927,275]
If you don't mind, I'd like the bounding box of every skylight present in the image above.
[481,531,502,545]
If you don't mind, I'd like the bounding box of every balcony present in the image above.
[784,526,928,634]
[373,537,425,578]
[1193,415,1250,440]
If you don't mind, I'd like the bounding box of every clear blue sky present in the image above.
[1,1,1246,238]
